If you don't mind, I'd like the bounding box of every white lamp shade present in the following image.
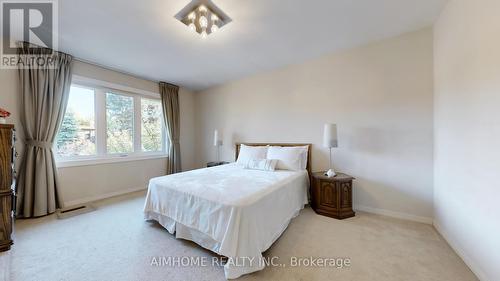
[323,123,338,148]
[214,130,223,146]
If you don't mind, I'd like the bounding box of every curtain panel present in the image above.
[159,82,181,174]
[16,43,73,218]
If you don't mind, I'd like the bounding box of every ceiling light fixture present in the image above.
[175,0,231,38]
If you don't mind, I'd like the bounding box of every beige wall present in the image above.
[195,28,435,222]
[434,0,500,280]
[0,60,197,206]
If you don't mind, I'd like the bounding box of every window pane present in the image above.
[106,92,134,154]
[141,98,163,152]
[56,86,96,157]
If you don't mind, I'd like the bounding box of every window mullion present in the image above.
[95,89,107,156]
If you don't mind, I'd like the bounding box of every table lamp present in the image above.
[323,123,338,177]
[214,129,223,162]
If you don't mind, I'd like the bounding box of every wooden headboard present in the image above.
[235,143,312,177]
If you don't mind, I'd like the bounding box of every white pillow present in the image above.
[295,145,309,170]
[236,144,268,166]
[267,146,308,171]
[244,159,278,171]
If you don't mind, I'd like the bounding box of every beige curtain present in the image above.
[16,43,73,218]
[159,82,181,174]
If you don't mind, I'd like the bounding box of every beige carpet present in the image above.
[6,191,477,281]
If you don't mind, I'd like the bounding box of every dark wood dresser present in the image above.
[0,124,15,252]
[311,172,355,220]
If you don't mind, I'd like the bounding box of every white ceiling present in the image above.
[58,0,448,91]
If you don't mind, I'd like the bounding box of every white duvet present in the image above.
[143,163,309,279]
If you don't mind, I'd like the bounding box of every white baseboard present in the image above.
[433,220,489,281]
[63,186,147,207]
[355,205,433,224]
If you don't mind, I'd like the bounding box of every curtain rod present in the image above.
[16,40,179,87]
[73,57,161,84]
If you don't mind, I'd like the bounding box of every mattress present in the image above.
[143,163,309,279]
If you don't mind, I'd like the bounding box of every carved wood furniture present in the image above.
[207,161,230,167]
[311,172,355,219]
[0,124,15,252]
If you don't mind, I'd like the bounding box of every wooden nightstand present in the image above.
[311,172,355,220]
[207,161,230,168]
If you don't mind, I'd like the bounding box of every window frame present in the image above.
[56,75,168,168]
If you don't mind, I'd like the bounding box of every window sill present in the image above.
[56,154,168,168]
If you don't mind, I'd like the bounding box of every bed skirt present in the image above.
[144,206,304,279]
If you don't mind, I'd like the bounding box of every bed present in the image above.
[143,143,312,279]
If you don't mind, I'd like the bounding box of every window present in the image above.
[106,92,134,154]
[56,78,167,166]
[56,86,96,157]
[141,98,163,152]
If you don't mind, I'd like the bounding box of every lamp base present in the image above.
[324,169,337,178]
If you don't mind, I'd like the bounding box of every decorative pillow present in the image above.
[236,144,268,166]
[244,159,278,171]
[267,146,308,171]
